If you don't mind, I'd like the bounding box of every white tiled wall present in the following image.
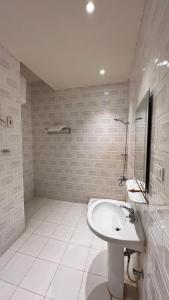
[21,85,34,201]
[31,81,129,203]
[0,44,25,255]
[128,0,169,299]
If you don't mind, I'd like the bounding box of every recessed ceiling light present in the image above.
[104,91,109,95]
[100,69,106,75]
[86,1,95,14]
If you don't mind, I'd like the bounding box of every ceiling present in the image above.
[0,0,145,90]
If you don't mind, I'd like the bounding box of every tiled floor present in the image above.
[0,197,137,300]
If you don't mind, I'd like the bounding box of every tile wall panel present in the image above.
[128,0,169,298]
[21,85,34,201]
[0,44,25,255]
[31,82,129,203]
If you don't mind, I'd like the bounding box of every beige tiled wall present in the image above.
[31,81,129,203]
[0,44,25,255]
[21,85,34,201]
[128,0,169,298]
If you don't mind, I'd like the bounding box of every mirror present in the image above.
[134,90,152,196]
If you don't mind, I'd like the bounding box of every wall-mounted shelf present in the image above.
[126,180,147,204]
[45,126,71,134]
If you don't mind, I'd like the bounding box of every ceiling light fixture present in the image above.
[86,1,95,14]
[100,69,106,75]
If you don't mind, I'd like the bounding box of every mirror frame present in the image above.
[134,89,152,196]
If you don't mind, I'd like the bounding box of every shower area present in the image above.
[114,118,129,186]
[21,73,129,205]
[0,48,130,297]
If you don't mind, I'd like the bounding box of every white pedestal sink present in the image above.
[87,198,145,300]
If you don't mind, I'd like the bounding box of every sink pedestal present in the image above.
[87,198,145,298]
[107,243,124,300]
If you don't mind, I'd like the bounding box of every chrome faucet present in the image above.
[120,205,136,223]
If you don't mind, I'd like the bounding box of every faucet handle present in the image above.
[120,205,136,222]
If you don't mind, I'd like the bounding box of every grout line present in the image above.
[14,285,47,298]
[1,199,93,299]
[44,261,60,298]
[17,234,49,258]
[0,279,18,300]
[10,232,32,252]
[18,258,58,298]
[43,202,83,298]
[9,285,45,299]
[43,205,90,297]
[76,271,85,300]
[0,254,36,292]
[0,250,16,272]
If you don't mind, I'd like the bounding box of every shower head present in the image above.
[114,118,129,125]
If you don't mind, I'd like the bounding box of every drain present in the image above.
[115,227,121,231]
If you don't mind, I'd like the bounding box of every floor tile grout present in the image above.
[0,198,135,300]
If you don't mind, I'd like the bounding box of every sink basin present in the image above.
[87,198,145,299]
[87,198,145,252]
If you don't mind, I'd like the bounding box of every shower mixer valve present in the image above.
[118,175,127,186]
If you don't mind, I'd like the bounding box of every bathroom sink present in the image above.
[87,198,145,300]
[87,198,144,252]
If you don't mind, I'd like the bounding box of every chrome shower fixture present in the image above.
[114,117,129,186]
[114,118,129,125]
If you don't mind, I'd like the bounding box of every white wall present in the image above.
[31,81,129,203]
[128,0,169,298]
[0,44,25,255]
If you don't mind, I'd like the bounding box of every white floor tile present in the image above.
[0,280,16,300]
[33,205,54,220]
[71,225,93,247]
[52,224,74,242]
[72,203,87,210]
[26,219,42,234]
[46,208,67,223]
[0,253,35,285]
[10,232,31,251]
[85,249,108,277]
[76,223,89,230]
[19,234,48,257]
[78,207,87,224]
[61,211,81,227]
[69,206,84,215]
[0,248,16,271]
[39,239,67,263]
[78,272,111,300]
[47,265,83,300]
[0,199,111,300]
[55,205,72,214]
[78,215,88,226]
[82,206,88,215]
[20,258,58,296]
[41,199,60,209]
[61,243,89,271]
[11,287,43,300]
[57,201,73,209]
[91,236,107,250]
[34,221,58,238]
